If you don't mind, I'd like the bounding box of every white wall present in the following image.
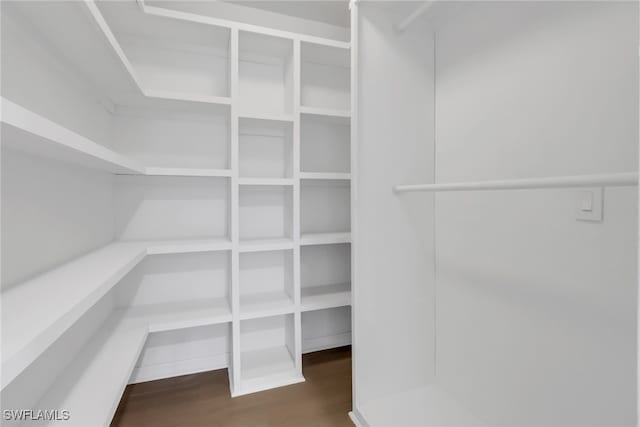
[434,2,638,426]
[353,2,436,408]
[1,3,113,147]
[1,150,115,289]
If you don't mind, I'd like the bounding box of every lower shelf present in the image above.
[235,346,303,397]
[301,283,351,312]
[23,313,148,427]
[23,300,233,427]
[124,298,232,332]
[357,384,485,427]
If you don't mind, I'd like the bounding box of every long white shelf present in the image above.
[23,312,148,427]
[25,298,233,427]
[300,232,351,246]
[301,283,351,312]
[1,238,232,390]
[124,298,232,332]
[1,98,233,178]
[1,98,144,174]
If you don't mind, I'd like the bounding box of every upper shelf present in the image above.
[1,98,233,177]
[1,237,233,390]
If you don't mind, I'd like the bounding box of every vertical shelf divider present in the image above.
[229,27,242,394]
[292,38,303,373]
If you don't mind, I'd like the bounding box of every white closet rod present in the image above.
[393,172,638,193]
[395,1,436,33]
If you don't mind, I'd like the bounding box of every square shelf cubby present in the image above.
[239,31,294,116]
[302,306,351,353]
[239,314,297,387]
[113,102,230,171]
[239,185,293,242]
[239,249,294,319]
[301,244,351,312]
[98,1,230,99]
[301,42,350,111]
[115,175,230,241]
[301,113,350,174]
[239,117,293,179]
[301,180,350,235]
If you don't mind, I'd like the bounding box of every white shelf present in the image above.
[124,298,232,332]
[238,238,295,253]
[238,112,295,123]
[1,243,147,389]
[23,312,148,427]
[1,238,233,389]
[142,167,232,177]
[1,98,144,175]
[236,346,302,397]
[301,283,351,312]
[300,172,351,180]
[239,178,295,186]
[300,106,351,120]
[300,232,351,246]
[2,99,234,178]
[240,292,295,320]
[143,238,233,255]
[24,298,233,427]
[144,91,232,106]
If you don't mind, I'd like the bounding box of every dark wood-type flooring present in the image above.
[111,346,352,427]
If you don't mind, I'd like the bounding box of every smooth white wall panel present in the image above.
[354,4,436,407]
[115,176,229,241]
[116,252,231,307]
[1,4,113,147]
[434,2,638,425]
[1,150,115,289]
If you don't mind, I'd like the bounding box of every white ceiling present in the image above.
[229,1,350,28]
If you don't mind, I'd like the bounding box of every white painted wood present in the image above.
[1,98,143,174]
[1,243,146,389]
[301,283,351,312]
[21,313,148,427]
[300,232,351,246]
[394,1,437,33]
[300,172,351,181]
[2,0,351,409]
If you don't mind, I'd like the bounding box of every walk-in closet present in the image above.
[1,1,638,426]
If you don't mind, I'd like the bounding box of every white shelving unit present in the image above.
[1,0,350,423]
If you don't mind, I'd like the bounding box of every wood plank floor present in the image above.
[111,346,352,427]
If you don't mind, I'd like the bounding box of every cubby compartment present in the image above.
[116,251,231,314]
[239,314,297,388]
[239,117,293,178]
[97,1,230,99]
[301,244,351,312]
[115,175,230,241]
[239,185,293,242]
[301,180,350,235]
[302,306,351,353]
[301,113,350,174]
[301,42,350,111]
[239,31,294,116]
[113,102,230,171]
[240,249,294,319]
[131,323,231,383]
